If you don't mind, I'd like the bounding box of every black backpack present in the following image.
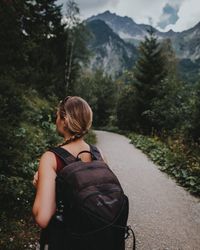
[39,144,135,250]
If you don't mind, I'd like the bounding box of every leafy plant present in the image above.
[128,132,200,196]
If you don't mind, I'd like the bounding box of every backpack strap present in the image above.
[48,146,76,166]
[89,144,104,161]
[49,144,104,165]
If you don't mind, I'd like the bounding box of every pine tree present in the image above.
[0,0,26,75]
[133,27,168,133]
[23,0,66,97]
[0,0,26,181]
[148,39,185,135]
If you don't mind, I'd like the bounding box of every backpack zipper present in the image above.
[83,187,122,203]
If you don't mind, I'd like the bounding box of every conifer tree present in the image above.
[133,27,168,133]
[0,2,30,220]
[189,81,200,142]
[0,0,25,167]
[23,0,66,97]
[148,38,185,135]
[0,0,26,75]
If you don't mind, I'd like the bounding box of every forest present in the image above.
[0,0,199,249]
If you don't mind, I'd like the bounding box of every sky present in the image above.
[58,0,200,32]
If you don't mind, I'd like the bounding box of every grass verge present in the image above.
[128,132,200,197]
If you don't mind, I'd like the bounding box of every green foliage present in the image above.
[144,38,190,134]
[64,0,91,95]
[2,0,200,248]
[0,1,95,248]
[0,86,57,248]
[0,213,40,250]
[116,85,140,131]
[92,71,117,127]
[0,87,97,249]
[133,28,169,133]
[134,29,167,97]
[188,81,200,142]
[115,38,180,134]
[75,70,117,127]
[84,129,97,145]
[0,88,60,214]
[23,0,66,98]
[119,29,192,137]
[160,38,179,76]
[147,76,187,134]
[178,58,200,83]
[0,1,26,74]
[0,76,24,176]
[129,132,200,196]
[64,21,91,95]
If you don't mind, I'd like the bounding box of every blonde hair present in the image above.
[58,96,93,139]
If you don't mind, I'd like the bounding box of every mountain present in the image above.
[86,11,200,81]
[87,11,178,46]
[86,19,138,77]
[173,21,200,60]
[175,22,200,81]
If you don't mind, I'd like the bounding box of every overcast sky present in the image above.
[58,0,200,32]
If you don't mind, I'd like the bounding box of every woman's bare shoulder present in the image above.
[39,151,57,171]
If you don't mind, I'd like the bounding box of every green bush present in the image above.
[0,88,97,249]
[128,132,200,196]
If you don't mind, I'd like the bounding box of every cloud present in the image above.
[96,0,168,28]
[58,0,165,25]
[163,0,200,31]
[157,3,179,29]
[75,0,119,10]
[58,0,200,32]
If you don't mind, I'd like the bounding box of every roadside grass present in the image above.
[128,132,200,197]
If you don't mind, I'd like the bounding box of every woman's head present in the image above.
[56,96,93,141]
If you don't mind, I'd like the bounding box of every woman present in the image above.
[32,96,106,246]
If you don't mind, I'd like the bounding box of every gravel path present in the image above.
[95,130,200,250]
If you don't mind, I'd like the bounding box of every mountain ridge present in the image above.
[86,11,200,80]
[86,19,138,77]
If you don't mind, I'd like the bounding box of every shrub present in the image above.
[129,132,200,196]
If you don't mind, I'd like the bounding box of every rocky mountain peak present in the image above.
[86,11,200,80]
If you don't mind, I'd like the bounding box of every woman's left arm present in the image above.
[32,151,57,228]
